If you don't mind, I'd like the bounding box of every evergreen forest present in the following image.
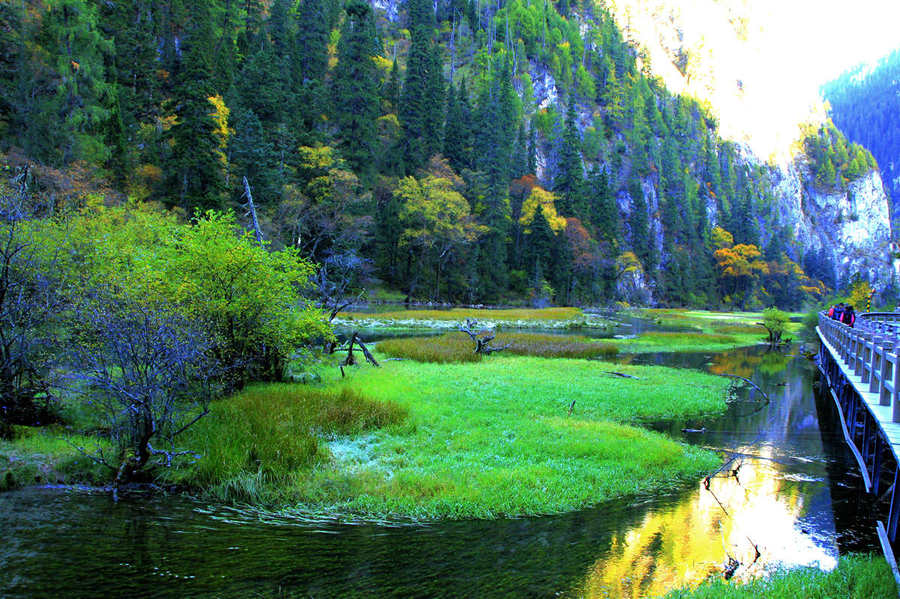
[0,0,875,309]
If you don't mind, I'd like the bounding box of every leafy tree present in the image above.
[396,157,485,299]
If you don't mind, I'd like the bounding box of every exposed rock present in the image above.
[771,161,895,288]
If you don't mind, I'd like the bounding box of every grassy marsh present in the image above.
[663,554,894,599]
[616,309,805,353]
[167,356,729,519]
[378,331,619,362]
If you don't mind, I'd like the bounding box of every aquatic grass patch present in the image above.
[277,356,730,519]
[502,332,619,359]
[341,307,583,321]
[165,385,407,499]
[663,554,894,598]
[377,334,483,363]
[616,331,744,353]
[378,332,618,362]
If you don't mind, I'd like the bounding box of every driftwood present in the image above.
[721,373,770,403]
[459,319,510,354]
[681,427,706,433]
[604,371,639,379]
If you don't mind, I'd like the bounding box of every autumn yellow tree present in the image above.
[395,159,487,299]
[712,226,768,307]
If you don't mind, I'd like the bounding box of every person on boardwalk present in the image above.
[841,305,856,327]
[830,303,844,321]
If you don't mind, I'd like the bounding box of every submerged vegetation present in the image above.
[663,554,895,599]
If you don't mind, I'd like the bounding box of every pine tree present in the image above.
[294,0,330,143]
[443,80,472,172]
[555,101,585,217]
[165,2,227,212]
[331,0,380,180]
[29,0,114,165]
[230,108,281,206]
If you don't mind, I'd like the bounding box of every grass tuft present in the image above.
[663,554,895,599]
[166,384,407,496]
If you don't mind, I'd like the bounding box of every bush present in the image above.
[762,307,790,343]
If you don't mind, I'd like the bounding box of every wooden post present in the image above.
[881,343,895,405]
[894,349,900,422]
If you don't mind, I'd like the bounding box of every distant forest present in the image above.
[0,0,869,308]
[822,49,900,230]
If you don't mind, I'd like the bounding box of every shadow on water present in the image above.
[0,346,880,598]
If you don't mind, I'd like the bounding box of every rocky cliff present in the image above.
[771,163,895,289]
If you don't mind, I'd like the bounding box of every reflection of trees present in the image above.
[575,453,835,599]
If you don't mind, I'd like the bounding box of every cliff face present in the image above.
[772,164,895,288]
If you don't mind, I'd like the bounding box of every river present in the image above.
[0,344,879,598]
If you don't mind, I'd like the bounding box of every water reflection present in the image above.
[0,347,879,598]
[576,447,836,598]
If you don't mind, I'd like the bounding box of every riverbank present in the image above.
[1,354,731,521]
[662,553,895,598]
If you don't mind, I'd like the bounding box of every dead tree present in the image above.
[241,176,264,247]
[459,319,510,354]
[334,332,379,376]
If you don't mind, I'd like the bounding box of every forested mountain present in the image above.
[0,0,893,308]
[822,49,900,230]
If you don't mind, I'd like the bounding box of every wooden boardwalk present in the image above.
[817,312,900,589]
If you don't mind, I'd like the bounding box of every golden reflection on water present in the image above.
[576,445,836,598]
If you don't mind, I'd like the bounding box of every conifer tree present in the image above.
[443,80,472,172]
[28,0,114,165]
[555,101,585,217]
[165,2,227,212]
[332,0,380,181]
[230,108,281,205]
[294,0,330,142]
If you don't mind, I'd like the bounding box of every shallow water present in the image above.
[0,346,877,598]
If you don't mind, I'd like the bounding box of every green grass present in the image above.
[618,309,805,353]
[663,554,895,599]
[616,331,748,353]
[162,386,407,503]
[378,332,619,362]
[0,427,112,490]
[168,356,729,520]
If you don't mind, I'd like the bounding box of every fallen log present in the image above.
[604,371,639,379]
[720,373,769,403]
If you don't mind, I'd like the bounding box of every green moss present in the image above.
[664,554,895,599]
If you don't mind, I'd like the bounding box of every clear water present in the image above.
[0,346,878,598]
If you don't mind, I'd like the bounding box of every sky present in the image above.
[606,0,900,160]
[726,0,900,159]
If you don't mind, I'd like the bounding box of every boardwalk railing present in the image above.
[817,312,900,587]
[818,312,900,421]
